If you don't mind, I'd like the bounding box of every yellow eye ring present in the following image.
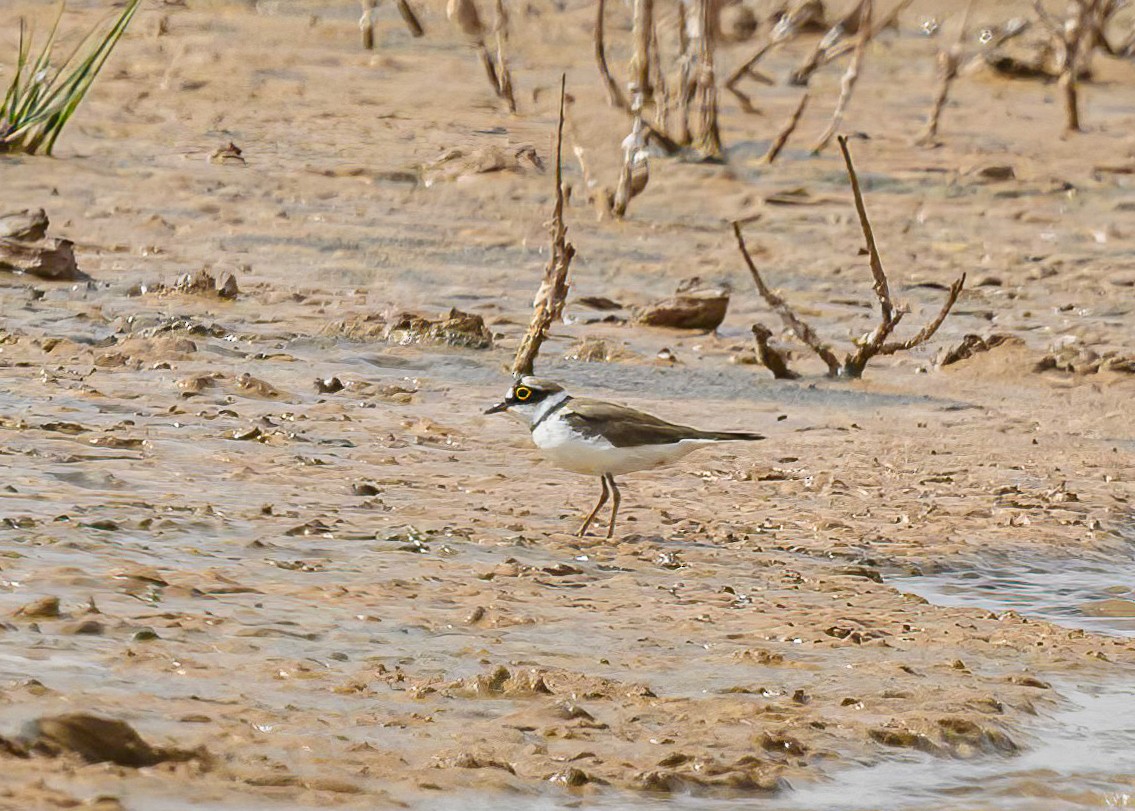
[514,386,532,401]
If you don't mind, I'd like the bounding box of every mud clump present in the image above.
[759,731,808,758]
[868,727,945,756]
[0,208,85,281]
[13,596,61,619]
[436,751,517,773]
[635,289,730,331]
[563,337,638,362]
[870,718,1017,758]
[936,717,1019,755]
[634,764,784,795]
[547,766,593,786]
[421,144,544,185]
[1035,346,1135,375]
[129,268,239,299]
[450,665,553,697]
[939,334,1019,366]
[12,714,205,767]
[178,373,222,397]
[330,308,493,349]
[386,309,493,348]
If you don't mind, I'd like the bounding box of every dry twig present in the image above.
[790,0,867,87]
[565,102,615,219]
[690,0,723,159]
[733,222,842,376]
[725,38,783,114]
[447,0,514,112]
[649,13,670,129]
[513,76,576,377]
[360,0,378,49]
[810,0,872,155]
[364,0,423,45]
[1034,0,1117,133]
[395,0,425,37]
[594,0,683,153]
[790,0,912,85]
[915,0,974,145]
[761,91,809,164]
[612,106,649,217]
[734,135,966,379]
[725,11,802,115]
[630,0,655,108]
[493,0,517,113]
[612,0,657,216]
[594,0,628,109]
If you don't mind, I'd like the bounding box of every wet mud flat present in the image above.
[3,0,1135,807]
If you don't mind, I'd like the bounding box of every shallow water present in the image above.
[416,554,1135,811]
[895,551,1135,638]
[771,679,1135,811]
[418,675,1135,810]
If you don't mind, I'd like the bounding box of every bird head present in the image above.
[485,377,565,426]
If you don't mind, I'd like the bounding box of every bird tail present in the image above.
[698,431,765,442]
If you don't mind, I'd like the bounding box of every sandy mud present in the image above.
[2,0,1135,808]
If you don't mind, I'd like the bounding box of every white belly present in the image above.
[531,418,714,476]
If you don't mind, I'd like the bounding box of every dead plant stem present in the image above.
[811,0,872,155]
[512,76,575,376]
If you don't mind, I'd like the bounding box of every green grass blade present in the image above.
[1,20,29,119]
[41,0,141,153]
[1,0,141,154]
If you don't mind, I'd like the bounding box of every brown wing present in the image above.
[564,398,763,447]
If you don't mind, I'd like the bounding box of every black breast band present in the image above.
[531,396,572,430]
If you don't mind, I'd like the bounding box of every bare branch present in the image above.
[733,221,842,375]
[791,0,912,85]
[649,13,668,123]
[690,0,723,159]
[630,0,655,108]
[726,11,804,114]
[360,0,377,49]
[914,0,973,145]
[612,117,649,217]
[810,1,872,155]
[395,0,425,37]
[1057,1,1091,133]
[493,0,517,113]
[790,0,867,87]
[564,103,614,219]
[613,76,648,218]
[512,76,576,377]
[643,122,683,154]
[878,273,967,355]
[477,43,501,93]
[725,38,782,114]
[738,140,968,380]
[761,91,809,164]
[594,0,628,110]
[837,134,894,327]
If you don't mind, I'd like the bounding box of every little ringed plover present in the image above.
[485,377,765,538]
